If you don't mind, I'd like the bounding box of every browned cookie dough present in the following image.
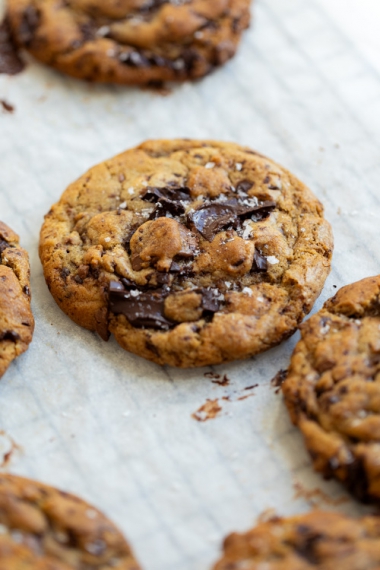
[6,0,251,84]
[0,473,140,569]
[0,221,34,378]
[39,139,333,368]
[213,510,380,570]
[283,276,380,504]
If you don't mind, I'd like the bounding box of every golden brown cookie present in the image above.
[39,139,333,368]
[0,473,140,569]
[0,221,34,378]
[6,0,251,84]
[283,275,380,504]
[213,510,380,569]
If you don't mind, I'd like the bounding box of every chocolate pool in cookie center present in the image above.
[39,139,333,367]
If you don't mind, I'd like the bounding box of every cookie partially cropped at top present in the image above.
[0,221,34,378]
[213,510,380,569]
[39,139,333,368]
[6,0,251,84]
[283,275,380,504]
[0,473,140,569]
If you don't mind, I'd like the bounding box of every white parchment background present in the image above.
[0,1,380,568]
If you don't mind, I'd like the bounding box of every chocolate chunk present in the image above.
[120,51,150,67]
[143,186,191,217]
[60,268,70,280]
[188,204,238,241]
[201,288,220,313]
[0,239,9,255]
[236,179,254,193]
[227,198,276,220]
[252,250,268,272]
[143,185,191,204]
[189,199,275,242]
[108,281,174,330]
[0,330,20,342]
[294,532,323,565]
[0,19,25,76]
[18,6,40,46]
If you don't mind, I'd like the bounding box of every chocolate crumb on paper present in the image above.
[0,99,14,113]
[271,369,288,394]
[211,374,230,386]
[0,431,22,468]
[192,399,222,422]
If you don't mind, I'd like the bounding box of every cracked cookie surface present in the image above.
[0,221,34,378]
[0,473,140,569]
[213,510,380,570]
[6,0,251,84]
[283,275,380,504]
[39,139,333,368]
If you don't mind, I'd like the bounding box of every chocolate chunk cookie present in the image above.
[0,473,140,569]
[0,221,34,378]
[213,510,380,569]
[283,276,380,504]
[39,139,333,368]
[6,0,251,84]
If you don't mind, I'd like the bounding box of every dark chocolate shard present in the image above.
[143,186,191,217]
[201,288,220,314]
[0,330,20,342]
[252,250,268,272]
[236,179,254,193]
[189,199,276,242]
[188,204,238,241]
[226,198,276,220]
[108,281,174,330]
[18,6,40,46]
[0,19,25,76]
[0,239,9,255]
[120,51,150,67]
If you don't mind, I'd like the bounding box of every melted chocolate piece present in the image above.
[0,330,20,342]
[0,239,9,255]
[189,199,276,241]
[188,204,238,241]
[294,530,323,565]
[227,198,276,220]
[252,250,268,272]
[120,50,150,67]
[18,6,40,46]
[0,19,24,75]
[236,179,254,193]
[109,281,174,330]
[143,186,191,217]
[201,288,220,313]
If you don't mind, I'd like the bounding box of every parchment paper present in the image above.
[0,1,380,568]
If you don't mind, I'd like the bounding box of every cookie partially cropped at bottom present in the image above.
[283,275,380,504]
[0,221,34,377]
[39,139,333,368]
[6,0,250,84]
[213,510,380,569]
[0,473,140,569]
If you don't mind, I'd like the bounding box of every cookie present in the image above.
[6,0,251,84]
[213,510,380,569]
[0,221,34,378]
[282,276,380,504]
[0,473,140,569]
[39,139,333,368]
